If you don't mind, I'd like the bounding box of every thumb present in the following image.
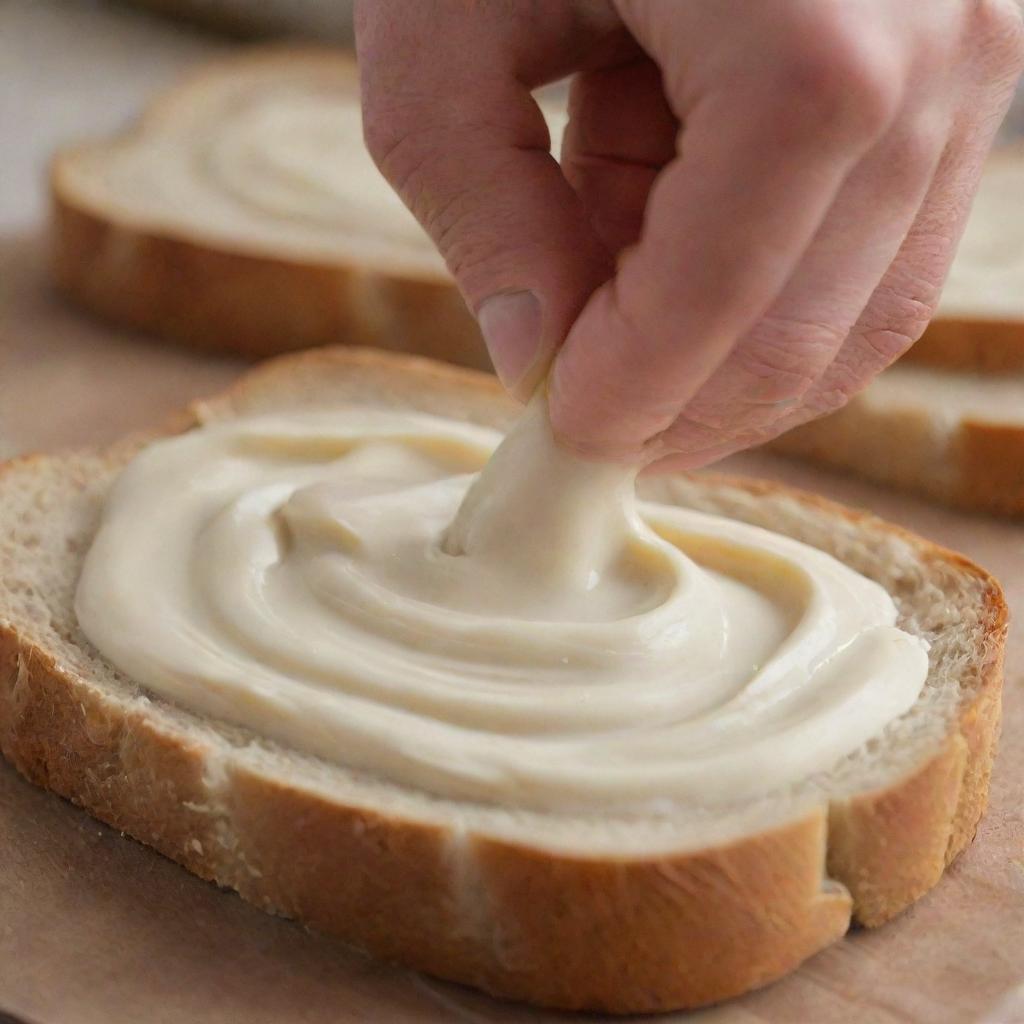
[357,17,610,397]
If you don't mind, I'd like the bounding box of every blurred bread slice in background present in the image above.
[770,147,1024,516]
[116,0,356,42]
[51,48,490,367]
[50,33,1024,517]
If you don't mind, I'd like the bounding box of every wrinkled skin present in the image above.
[357,0,1024,467]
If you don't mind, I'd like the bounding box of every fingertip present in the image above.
[478,290,548,399]
[547,355,651,465]
[548,280,687,462]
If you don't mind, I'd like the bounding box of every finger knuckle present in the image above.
[856,328,917,369]
[660,414,725,450]
[779,21,902,142]
[973,0,1024,74]
[816,330,913,415]
[361,101,427,183]
[360,96,400,168]
[657,317,847,437]
[361,110,488,272]
[725,361,814,414]
[660,414,766,455]
[737,318,845,387]
[676,401,755,436]
[608,276,674,358]
[869,114,946,202]
[681,378,812,437]
[804,384,855,419]
[864,278,941,348]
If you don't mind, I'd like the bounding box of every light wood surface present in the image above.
[1,3,1022,1022]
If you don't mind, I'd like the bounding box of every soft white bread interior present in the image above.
[773,146,1024,513]
[0,349,1006,1013]
[931,145,1024,324]
[771,363,1024,515]
[50,49,492,366]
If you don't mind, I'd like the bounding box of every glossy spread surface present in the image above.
[75,400,928,812]
[205,94,433,245]
[70,80,444,267]
[70,77,566,271]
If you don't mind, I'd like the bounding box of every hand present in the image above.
[356,0,1024,466]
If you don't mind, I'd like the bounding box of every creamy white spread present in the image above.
[204,93,432,244]
[72,81,567,269]
[75,398,928,813]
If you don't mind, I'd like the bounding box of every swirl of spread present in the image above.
[203,91,433,245]
[76,398,928,813]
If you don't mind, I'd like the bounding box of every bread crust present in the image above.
[51,183,487,368]
[773,143,1024,511]
[956,420,1024,515]
[901,144,1024,375]
[771,401,1024,517]
[903,317,1024,374]
[0,349,1007,1013]
[50,50,488,369]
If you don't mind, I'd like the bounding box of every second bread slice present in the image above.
[52,48,488,367]
[770,147,1024,515]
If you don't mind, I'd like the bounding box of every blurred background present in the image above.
[2,0,1024,453]
[4,0,1024,233]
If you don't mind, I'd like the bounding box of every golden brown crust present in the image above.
[902,317,1024,374]
[955,419,1024,515]
[190,342,509,420]
[469,817,851,1011]
[0,629,224,883]
[0,348,1007,1013]
[224,767,854,1013]
[51,190,487,368]
[827,735,968,927]
[771,402,1024,518]
[0,625,851,1013]
[901,144,1024,375]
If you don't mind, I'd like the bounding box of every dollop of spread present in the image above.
[75,398,928,813]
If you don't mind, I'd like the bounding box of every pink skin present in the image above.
[356,1,1024,469]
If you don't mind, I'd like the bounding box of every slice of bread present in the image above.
[902,146,1024,374]
[772,147,1024,514]
[50,48,488,368]
[0,349,1006,1013]
[771,363,1024,516]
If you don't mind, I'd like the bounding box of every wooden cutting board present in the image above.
[2,3,1022,1022]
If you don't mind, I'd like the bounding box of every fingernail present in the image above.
[478,290,543,395]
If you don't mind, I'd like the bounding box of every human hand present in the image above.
[356,0,1024,466]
